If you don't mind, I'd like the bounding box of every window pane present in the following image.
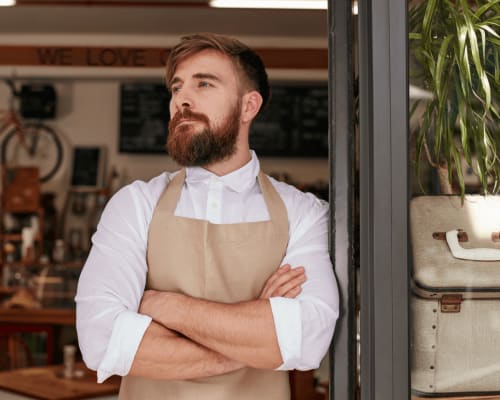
[409,0,500,397]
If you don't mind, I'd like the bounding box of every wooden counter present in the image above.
[0,363,120,400]
[0,307,76,367]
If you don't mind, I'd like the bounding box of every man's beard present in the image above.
[167,102,241,167]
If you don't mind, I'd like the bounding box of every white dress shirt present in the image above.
[76,151,339,383]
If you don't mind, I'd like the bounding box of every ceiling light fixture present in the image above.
[0,0,16,6]
[210,0,327,10]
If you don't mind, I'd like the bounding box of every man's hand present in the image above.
[141,263,306,316]
[259,264,306,299]
[140,263,306,333]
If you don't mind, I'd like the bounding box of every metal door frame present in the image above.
[328,0,356,398]
[329,0,410,398]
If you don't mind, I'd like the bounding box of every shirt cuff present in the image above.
[269,297,302,370]
[97,310,152,383]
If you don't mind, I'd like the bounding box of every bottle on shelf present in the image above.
[2,242,16,287]
[52,239,66,264]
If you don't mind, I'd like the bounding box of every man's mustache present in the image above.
[169,109,210,127]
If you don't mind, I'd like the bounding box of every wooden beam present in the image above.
[0,45,328,69]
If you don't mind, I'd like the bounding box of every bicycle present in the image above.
[0,80,63,183]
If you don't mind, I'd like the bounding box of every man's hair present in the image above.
[165,33,270,111]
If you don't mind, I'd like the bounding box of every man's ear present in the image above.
[241,90,263,123]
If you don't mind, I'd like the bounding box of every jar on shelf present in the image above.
[52,239,66,264]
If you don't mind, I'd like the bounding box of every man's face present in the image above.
[167,49,242,166]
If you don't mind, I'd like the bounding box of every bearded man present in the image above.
[76,33,339,400]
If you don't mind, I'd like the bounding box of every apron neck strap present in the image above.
[162,168,186,214]
[161,168,289,232]
[257,171,289,233]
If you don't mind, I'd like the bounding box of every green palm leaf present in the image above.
[409,0,500,198]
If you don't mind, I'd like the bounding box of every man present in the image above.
[76,33,338,400]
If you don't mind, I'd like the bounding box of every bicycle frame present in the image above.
[0,79,64,182]
[0,80,22,134]
[0,108,29,154]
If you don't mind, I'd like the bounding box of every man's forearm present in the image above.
[129,320,244,380]
[141,292,283,369]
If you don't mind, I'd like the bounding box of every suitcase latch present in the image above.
[433,230,469,242]
[440,294,463,313]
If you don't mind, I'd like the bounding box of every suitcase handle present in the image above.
[446,229,500,261]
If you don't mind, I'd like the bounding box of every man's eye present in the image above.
[199,81,211,88]
[171,86,181,93]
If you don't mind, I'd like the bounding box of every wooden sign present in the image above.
[0,45,328,69]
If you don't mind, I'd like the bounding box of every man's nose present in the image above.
[174,90,193,111]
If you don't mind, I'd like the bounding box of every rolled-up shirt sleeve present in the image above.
[269,191,339,371]
[75,179,162,382]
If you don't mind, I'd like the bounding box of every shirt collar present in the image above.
[185,150,260,193]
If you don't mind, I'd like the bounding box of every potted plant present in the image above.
[409,0,499,197]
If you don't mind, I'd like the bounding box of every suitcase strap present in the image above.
[446,229,500,261]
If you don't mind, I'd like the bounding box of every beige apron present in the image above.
[120,169,291,400]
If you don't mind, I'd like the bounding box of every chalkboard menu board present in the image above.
[70,147,103,187]
[250,84,328,157]
[119,82,328,157]
[120,83,170,153]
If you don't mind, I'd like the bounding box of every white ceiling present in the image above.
[0,2,328,40]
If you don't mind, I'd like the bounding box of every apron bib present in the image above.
[120,169,291,400]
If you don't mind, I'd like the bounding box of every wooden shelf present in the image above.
[0,233,42,241]
[0,308,75,326]
[1,261,83,268]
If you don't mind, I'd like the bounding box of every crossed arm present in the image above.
[129,264,306,380]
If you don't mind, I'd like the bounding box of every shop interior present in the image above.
[0,1,331,399]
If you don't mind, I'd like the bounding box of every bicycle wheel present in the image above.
[1,122,63,183]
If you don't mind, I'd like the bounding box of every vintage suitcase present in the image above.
[410,195,500,397]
